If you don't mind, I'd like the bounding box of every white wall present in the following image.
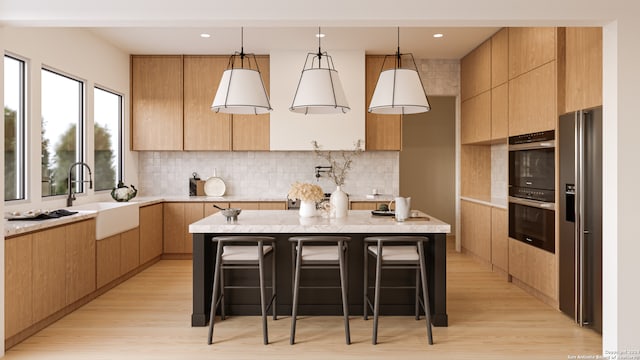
[1,25,6,358]
[270,50,365,150]
[2,28,134,213]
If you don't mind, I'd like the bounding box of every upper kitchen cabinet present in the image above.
[365,55,402,150]
[131,55,184,151]
[509,27,557,79]
[509,61,557,135]
[232,55,271,151]
[461,91,491,144]
[183,56,232,151]
[564,27,603,113]
[491,28,509,87]
[460,39,491,101]
[269,50,365,151]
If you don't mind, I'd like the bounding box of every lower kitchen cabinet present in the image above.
[490,207,508,272]
[164,202,204,254]
[460,200,492,263]
[32,225,67,322]
[509,238,558,301]
[139,203,163,264]
[97,234,122,289]
[65,220,96,305]
[349,201,392,210]
[5,234,34,338]
[120,228,140,275]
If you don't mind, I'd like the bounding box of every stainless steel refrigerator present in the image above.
[559,106,602,333]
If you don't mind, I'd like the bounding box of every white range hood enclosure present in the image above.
[269,49,365,150]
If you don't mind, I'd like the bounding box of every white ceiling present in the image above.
[89,27,500,59]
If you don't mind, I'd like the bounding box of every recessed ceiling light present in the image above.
[200,33,211,38]
[433,33,444,38]
[316,33,326,38]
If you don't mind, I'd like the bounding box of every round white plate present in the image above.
[204,177,226,196]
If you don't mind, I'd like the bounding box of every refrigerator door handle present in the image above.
[577,110,587,327]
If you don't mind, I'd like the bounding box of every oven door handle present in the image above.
[508,140,555,151]
[508,196,556,210]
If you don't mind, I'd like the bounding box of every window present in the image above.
[41,68,84,197]
[4,55,27,201]
[94,87,123,191]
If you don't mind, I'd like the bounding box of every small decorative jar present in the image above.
[299,200,317,218]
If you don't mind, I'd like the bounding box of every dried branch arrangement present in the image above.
[312,139,363,186]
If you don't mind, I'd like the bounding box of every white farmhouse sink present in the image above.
[68,202,140,240]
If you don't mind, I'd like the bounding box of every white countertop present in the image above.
[189,210,451,234]
[4,195,394,237]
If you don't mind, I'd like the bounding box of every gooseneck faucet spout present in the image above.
[67,162,93,207]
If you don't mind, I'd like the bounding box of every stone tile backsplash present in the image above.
[137,151,399,198]
[491,143,508,201]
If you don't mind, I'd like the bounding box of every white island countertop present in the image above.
[189,210,451,234]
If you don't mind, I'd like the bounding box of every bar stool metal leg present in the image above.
[417,241,433,345]
[338,239,351,345]
[415,269,420,320]
[220,266,226,321]
[257,240,268,345]
[372,241,383,345]
[363,241,369,320]
[272,244,277,321]
[207,241,224,345]
[290,241,303,345]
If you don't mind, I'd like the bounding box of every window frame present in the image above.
[4,53,28,202]
[93,85,124,190]
[40,67,87,197]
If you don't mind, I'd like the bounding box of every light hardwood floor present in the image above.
[4,240,601,360]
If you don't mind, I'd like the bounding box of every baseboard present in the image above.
[510,276,559,309]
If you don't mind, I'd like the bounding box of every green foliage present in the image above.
[5,106,17,200]
[94,122,116,190]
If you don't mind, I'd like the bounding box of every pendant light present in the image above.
[290,27,350,115]
[368,27,431,115]
[211,28,272,115]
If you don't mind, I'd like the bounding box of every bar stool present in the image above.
[289,236,351,345]
[207,236,277,345]
[363,236,433,345]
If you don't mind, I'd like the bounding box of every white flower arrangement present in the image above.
[312,139,363,186]
[288,182,324,202]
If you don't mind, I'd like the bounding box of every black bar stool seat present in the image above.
[207,236,277,345]
[289,236,351,345]
[363,236,433,345]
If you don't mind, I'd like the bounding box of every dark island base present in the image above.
[191,233,448,327]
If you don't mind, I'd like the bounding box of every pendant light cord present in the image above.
[396,26,401,68]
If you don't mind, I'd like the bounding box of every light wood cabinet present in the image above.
[65,220,96,305]
[163,202,204,254]
[564,27,602,113]
[258,202,287,210]
[232,55,271,151]
[139,204,163,264]
[183,55,232,151]
[365,55,402,150]
[5,234,34,338]
[229,202,260,210]
[509,27,557,79]
[131,55,184,150]
[460,39,491,101]
[461,91,491,144]
[97,234,121,289]
[509,61,557,135]
[120,228,140,275]
[460,145,491,200]
[460,200,492,263]
[509,238,557,300]
[32,226,67,321]
[491,83,509,139]
[491,208,508,272]
[350,201,377,210]
[491,28,509,87]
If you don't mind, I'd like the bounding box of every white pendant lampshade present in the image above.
[368,68,431,114]
[211,28,272,115]
[290,67,349,114]
[290,27,350,115]
[368,27,431,115]
[212,68,271,115]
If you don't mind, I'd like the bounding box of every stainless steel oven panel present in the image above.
[508,196,555,210]
[508,139,555,151]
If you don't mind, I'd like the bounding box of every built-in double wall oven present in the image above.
[508,130,556,253]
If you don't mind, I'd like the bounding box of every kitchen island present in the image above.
[189,210,451,327]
